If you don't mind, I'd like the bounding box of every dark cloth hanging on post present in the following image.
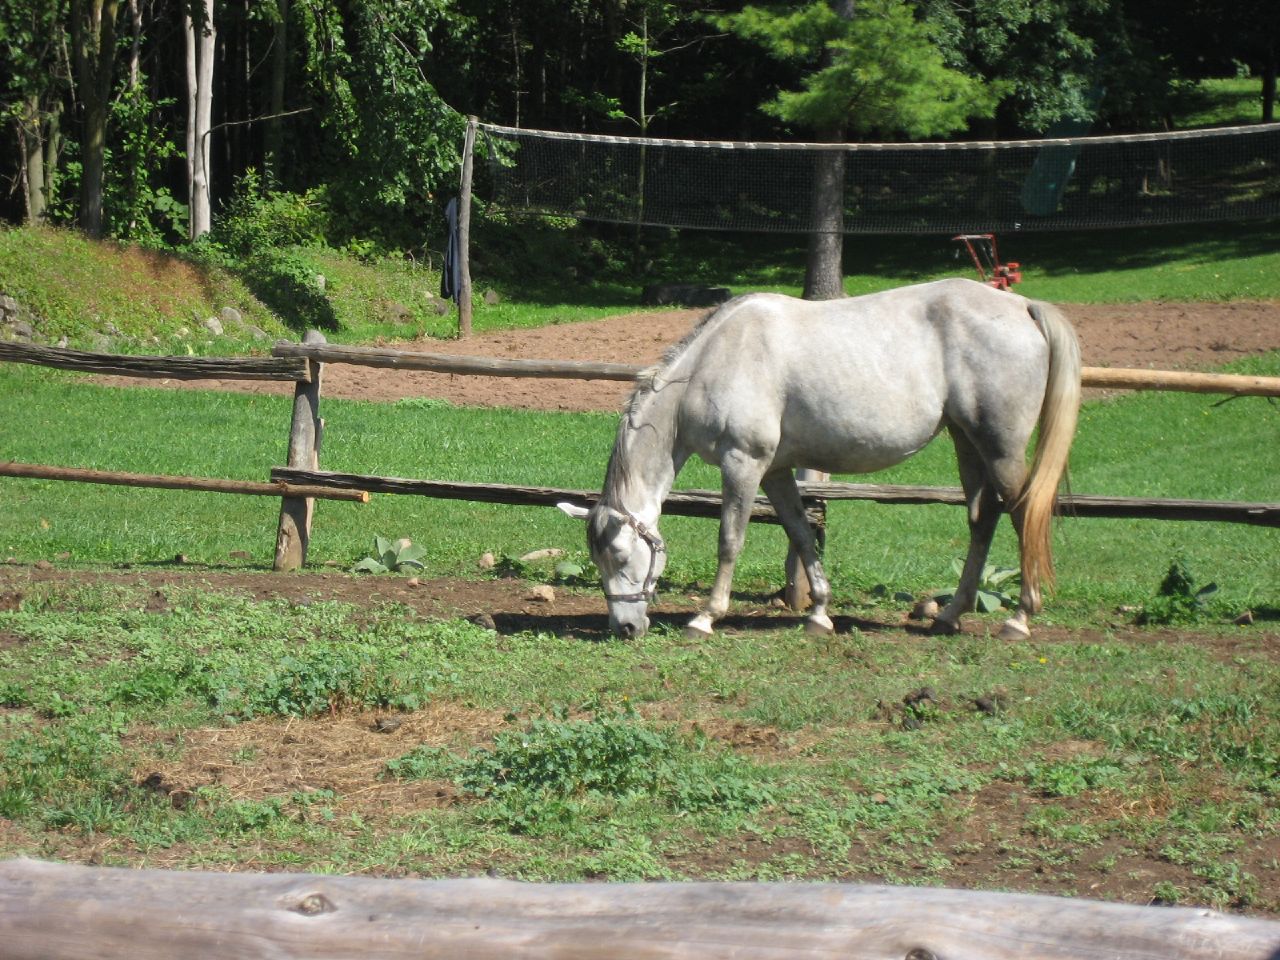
[440,198,461,303]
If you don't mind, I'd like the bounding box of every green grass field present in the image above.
[1,131,1278,911]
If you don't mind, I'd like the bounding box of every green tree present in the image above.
[295,0,464,240]
[720,0,995,298]
[1,0,70,223]
[70,0,122,237]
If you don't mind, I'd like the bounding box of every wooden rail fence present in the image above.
[3,858,1279,960]
[0,335,1277,573]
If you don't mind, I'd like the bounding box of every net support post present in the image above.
[274,330,326,571]
[457,116,477,339]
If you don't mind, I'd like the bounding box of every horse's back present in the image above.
[675,279,1054,473]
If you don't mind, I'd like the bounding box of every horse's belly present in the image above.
[775,405,945,475]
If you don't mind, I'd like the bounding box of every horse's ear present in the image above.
[557,501,591,520]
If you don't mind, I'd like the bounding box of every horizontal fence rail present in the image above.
[272,341,639,381]
[3,858,1279,960]
[271,468,1280,528]
[0,461,368,503]
[270,468,822,525]
[0,341,311,382]
[270,341,1280,397]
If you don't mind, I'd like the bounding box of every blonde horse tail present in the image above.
[1017,301,1082,609]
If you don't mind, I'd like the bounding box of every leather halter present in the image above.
[601,509,665,604]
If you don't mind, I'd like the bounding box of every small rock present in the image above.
[34,559,53,570]
[385,302,413,325]
[1234,610,1255,626]
[55,336,68,348]
[104,321,122,336]
[482,288,502,305]
[406,576,420,587]
[0,294,18,314]
[246,324,270,340]
[173,554,188,565]
[424,295,452,316]
[315,274,326,292]
[519,548,565,563]
[373,716,402,733]
[219,306,243,326]
[527,585,556,603]
[909,598,940,620]
[8,320,34,340]
[89,333,111,351]
[202,316,224,336]
[174,326,190,338]
[478,551,496,570]
[469,612,497,631]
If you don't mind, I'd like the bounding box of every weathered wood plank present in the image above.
[0,341,311,382]
[0,461,367,502]
[2,859,1278,960]
[268,467,821,525]
[270,469,1280,527]
[271,341,643,381]
[269,340,1280,397]
[797,482,1280,526]
[1082,366,1280,397]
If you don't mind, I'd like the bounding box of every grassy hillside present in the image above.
[2,216,1279,354]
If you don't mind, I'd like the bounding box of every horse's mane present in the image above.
[600,297,749,506]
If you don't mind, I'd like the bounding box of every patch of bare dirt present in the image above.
[90,299,1280,411]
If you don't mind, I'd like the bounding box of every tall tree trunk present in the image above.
[265,0,288,186]
[185,0,216,240]
[1263,44,1276,123]
[71,0,122,237]
[18,94,47,223]
[801,0,854,301]
[802,149,847,300]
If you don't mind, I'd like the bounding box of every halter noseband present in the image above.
[601,509,665,604]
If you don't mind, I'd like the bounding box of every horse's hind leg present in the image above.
[686,450,768,639]
[761,469,833,635]
[933,428,1019,636]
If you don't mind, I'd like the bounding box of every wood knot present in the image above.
[291,893,336,916]
[905,950,938,960]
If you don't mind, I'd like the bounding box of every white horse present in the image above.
[560,278,1081,641]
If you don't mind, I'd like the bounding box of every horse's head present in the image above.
[558,501,665,639]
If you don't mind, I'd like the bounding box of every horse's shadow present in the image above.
[488,604,901,642]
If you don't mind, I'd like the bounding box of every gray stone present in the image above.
[384,302,413,325]
[219,306,243,326]
[202,316,224,336]
[0,294,18,315]
[482,288,502,306]
[7,320,33,340]
[424,295,452,316]
[55,336,68,348]
[315,274,326,292]
[89,333,111,351]
[245,324,270,340]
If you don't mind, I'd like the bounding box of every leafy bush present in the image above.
[352,536,427,575]
[1139,557,1219,625]
[212,170,330,255]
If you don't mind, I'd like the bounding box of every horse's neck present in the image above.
[607,379,687,524]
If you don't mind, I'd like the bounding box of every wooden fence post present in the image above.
[274,330,325,571]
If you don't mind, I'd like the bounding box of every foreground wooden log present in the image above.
[0,461,367,502]
[1,859,1278,960]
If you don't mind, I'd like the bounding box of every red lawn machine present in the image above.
[953,233,1022,290]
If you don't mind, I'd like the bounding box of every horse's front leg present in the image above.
[686,451,766,639]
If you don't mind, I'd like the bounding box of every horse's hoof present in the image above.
[929,617,960,636]
[804,614,834,636]
[684,615,714,640]
[998,619,1031,641]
